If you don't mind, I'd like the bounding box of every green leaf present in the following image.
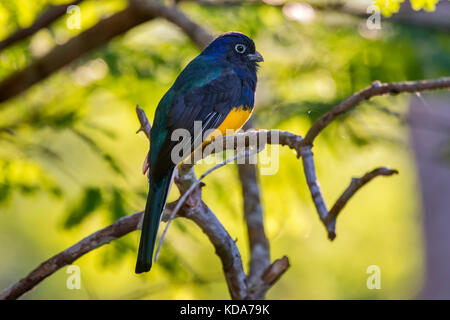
[63,187,102,229]
[109,188,128,222]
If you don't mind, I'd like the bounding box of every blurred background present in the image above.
[0,0,449,299]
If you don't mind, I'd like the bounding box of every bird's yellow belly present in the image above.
[204,107,252,143]
[178,107,252,166]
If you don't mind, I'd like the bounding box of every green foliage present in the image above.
[63,187,102,229]
[109,187,128,221]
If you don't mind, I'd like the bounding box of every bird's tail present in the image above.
[135,169,174,274]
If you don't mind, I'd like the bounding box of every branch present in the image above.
[301,78,450,146]
[135,105,151,140]
[325,167,399,239]
[291,78,450,240]
[237,120,271,299]
[0,0,84,52]
[136,105,151,175]
[169,171,248,300]
[0,0,213,105]
[167,165,289,300]
[0,211,143,300]
[300,145,398,239]
[261,256,290,288]
[238,163,270,279]
[132,0,213,48]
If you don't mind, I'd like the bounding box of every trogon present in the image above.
[135,32,263,273]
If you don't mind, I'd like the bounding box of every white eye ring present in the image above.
[235,44,246,54]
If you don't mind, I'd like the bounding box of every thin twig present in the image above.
[135,105,151,175]
[135,105,151,139]
[325,167,399,239]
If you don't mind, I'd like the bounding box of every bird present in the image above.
[135,32,263,273]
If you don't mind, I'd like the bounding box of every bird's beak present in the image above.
[248,51,264,62]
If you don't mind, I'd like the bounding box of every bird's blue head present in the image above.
[201,32,263,73]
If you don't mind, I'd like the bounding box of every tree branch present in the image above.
[296,78,450,239]
[325,167,399,239]
[169,171,248,300]
[300,144,398,240]
[0,0,213,105]
[0,211,143,300]
[301,78,450,146]
[237,120,271,299]
[261,256,290,288]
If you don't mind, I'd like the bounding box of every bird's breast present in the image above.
[202,106,253,146]
[216,106,253,135]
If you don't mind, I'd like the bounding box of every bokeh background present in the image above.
[0,0,449,299]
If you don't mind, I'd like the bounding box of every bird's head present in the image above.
[201,32,263,70]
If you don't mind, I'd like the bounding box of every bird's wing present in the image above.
[150,61,242,181]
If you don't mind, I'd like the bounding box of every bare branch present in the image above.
[0,211,143,300]
[135,104,151,139]
[200,129,303,159]
[0,0,213,105]
[0,0,84,52]
[300,144,399,240]
[300,146,329,223]
[325,167,399,239]
[301,77,450,146]
[247,255,290,298]
[261,256,290,287]
[136,104,151,175]
[131,0,213,48]
[293,77,450,240]
[238,121,270,289]
[171,174,248,300]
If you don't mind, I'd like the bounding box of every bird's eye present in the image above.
[234,44,246,54]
